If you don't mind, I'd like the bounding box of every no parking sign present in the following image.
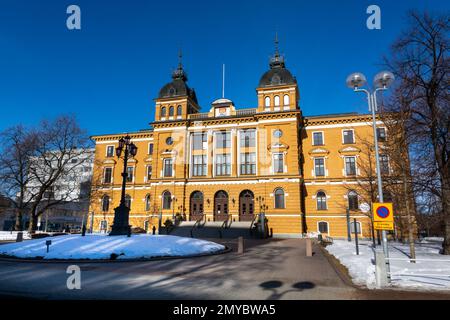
[372,203,394,230]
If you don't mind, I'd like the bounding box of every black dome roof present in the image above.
[258,44,297,88]
[158,63,198,103]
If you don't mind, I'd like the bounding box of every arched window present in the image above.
[101,195,110,212]
[274,188,285,209]
[316,191,327,210]
[177,105,182,116]
[125,195,132,209]
[274,95,280,107]
[145,194,151,211]
[283,94,290,106]
[318,221,329,233]
[264,96,271,108]
[161,106,166,117]
[169,106,174,116]
[348,190,359,210]
[162,191,172,210]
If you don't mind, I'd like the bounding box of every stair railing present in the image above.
[190,214,205,238]
[249,214,259,236]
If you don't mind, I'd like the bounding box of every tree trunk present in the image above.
[28,214,38,234]
[14,209,23,231]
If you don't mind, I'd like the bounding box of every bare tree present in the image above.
[0,126,39,230]
[384,11,449,254]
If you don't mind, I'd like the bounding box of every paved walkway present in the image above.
[0,239,448,300]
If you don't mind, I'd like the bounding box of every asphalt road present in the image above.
[0,239,448,300]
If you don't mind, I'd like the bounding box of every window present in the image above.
[345,156,357,176]
[264,96,270,108]
[379,155,390,174]
[169,106,174,116]
[103,167,113,183]
[148,143,153,155]
[350,221,361,234]
[144,220,149,232]
[106,146,115,157]
[166,137,174,145]
[377,128,386,142]
[318,221,329,233]
[316,191,327,210]
[177,105,182,116]
[100,220,108,232]
[193,155,207,176]
[273,153,284,173]
[102,195,110,212]
[161,107,167,117]
[312,132,324,146]
[43,186,55,199]
[193,133,207,150]
[126,166,134,182]
[240,152,256,175]
[274,95,280,107]
[343,130,355,144]
[162,191,172,209]
[240,129,256,147]
[146,165,152,181]
[283,94,290,106]
[125,195,132,209]
[216,131,231,148]
[273,129,283,138]
[145,194,151,211]
[348,191,359,210]
[215,154,231,176]
[163,159,173,177]
[314,158,325,176]
[274,188,285,209]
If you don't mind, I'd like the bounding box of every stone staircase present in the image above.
[160,220,256,239]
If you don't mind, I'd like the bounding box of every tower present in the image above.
[256,34,300,113]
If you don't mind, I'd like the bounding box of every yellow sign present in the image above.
[372,203,394,230]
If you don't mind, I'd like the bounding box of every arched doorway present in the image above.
[239,190,255,221]
[214,190,229,221]
[190,191,204,221]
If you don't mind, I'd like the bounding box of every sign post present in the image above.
[373,203,394,282]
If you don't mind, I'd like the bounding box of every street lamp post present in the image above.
[346,71,395,278]
[109,135,138,236]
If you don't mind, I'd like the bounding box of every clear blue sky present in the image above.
[0,0,448,136]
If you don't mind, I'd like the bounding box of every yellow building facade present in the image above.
[89,50,389,238]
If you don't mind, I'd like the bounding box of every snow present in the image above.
[325,239,450,291]
[0,234,226,260]
[0,231,31,241]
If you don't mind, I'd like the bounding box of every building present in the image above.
[89,47,392,238]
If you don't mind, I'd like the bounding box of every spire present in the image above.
[172,48,188,81]
[270,32,285,69]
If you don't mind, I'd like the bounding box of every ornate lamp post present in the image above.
[109,135,138,236]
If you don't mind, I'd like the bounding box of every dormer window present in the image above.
[264,96,270,108]
[177,105,182,116]
[161,107,167,117]
[283,94,290,106]
[169,106,174,117]
[274,95,280,107]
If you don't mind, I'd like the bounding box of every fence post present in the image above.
[354,218,359,255]
[238,236,244,254]
[306,238,313,257]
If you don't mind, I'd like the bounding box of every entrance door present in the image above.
[214,190,229,221]
[239,190,255,221]
[190,191,204,221]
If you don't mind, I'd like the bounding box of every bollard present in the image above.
[152,226,156,235]
[16,232,23,242]
[375,250,388,288]
[306,238,313,257]
[237,236,244,254]
[81,224,86,236]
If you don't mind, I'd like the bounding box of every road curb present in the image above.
[0,246,232,264]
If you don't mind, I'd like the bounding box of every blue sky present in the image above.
[0,0,448,136]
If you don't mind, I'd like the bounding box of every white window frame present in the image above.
[316,191,328,210]
[264,96,271,109]
[163,158,174,178]
[342,129,355,144]
[344,156,358,177]
[145,165,152,182]
[272,152,285,174]
[273,188,285,209]
[106,145,115,157]
[376,127,387,141]
[148,143,154,155]
[317,221,329,234]
[274,95,280,107]
[283,94,290,106]
[103,167,113,184]
[312,131,325,146]
[313,157,327,177]
[126,166,135,183]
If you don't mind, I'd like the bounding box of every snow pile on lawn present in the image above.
[325,239,450,291]
[0,231,31,241]
[0,234,225,260]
